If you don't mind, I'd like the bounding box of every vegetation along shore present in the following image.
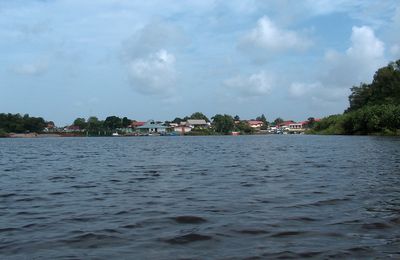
[1,60,399,137]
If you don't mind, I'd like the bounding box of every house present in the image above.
[185,119,210,128]
[247,120,264,128]
[288,123,305,133]
[64,125,82,132]
[130,121,145,128]
[43,122,56,132]
[173,125,192,134]
[278,121,295,128]
[136,120,167,134]
[173,119,209,134]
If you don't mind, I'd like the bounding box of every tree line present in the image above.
[0,113,48,136]
[310,59,400,135]
[0,109,300,137]
[69,112,274,136]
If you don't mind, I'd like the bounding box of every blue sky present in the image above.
[1,0,399,125]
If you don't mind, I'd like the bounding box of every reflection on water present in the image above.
[0,135,400,259]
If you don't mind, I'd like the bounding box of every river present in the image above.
[0,135,399,259]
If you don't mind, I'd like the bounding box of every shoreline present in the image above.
[1,132,399,138]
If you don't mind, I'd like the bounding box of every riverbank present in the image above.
[1,133,85,138]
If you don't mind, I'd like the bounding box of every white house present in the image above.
[185,119,210,128]
[173,119,210,134]
[288,123,305,133]
[137,120,167,134]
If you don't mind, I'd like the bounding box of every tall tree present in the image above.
[274,117,284,125]
[122,117,132,128]
[212,114,234,134]
[104,116,122,130]
[172,117,183,124]
[73,118,87,129]
[189,112,210,122]
[87,116,102,133]
[256,114,268,125]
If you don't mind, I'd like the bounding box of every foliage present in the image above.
[309,115,345,135]
[172,117,183,124]
[212,114,234,134]
[104,116,123,130]
[189,112,210,122]
[235,121,255,134]
[0,128,8,137]
[311,59,400,136]
[274,117,284,125]
[73,118,87,129]
[347,60,400,112]
[122,117,132,128]
[256,114,268,125]
[0,113,46,133]
[306,117,316,128]
[86,116,104,135]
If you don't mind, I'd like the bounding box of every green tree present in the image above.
[104,116,122,130]
[347,59,400,112]
[73,118,87,129]
[189,112,210,122]
[234,115,240,121]
[87,116,103,134]
[274,117,284,125]
[307,117,316,128]
[212,114,234,134]
[122,117,132,128]
[256,114,266,123]
[0,113,46,133]
[235,121,254,134]
[172,117,183,124]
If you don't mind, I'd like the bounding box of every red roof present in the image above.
[131,121,145,127]
[278,121,295,127]
[67,125,80,130]
[247,120,264,125]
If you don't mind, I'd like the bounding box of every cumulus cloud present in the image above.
[321,26,385,88]
[240,16,312,54]
[121,21,186,62]
[223,71,274,98]
[121,21,186,96]
[289,82,320,98]
[127,49,176,96]
[13,59,49,76]
[289,26,386,106]
[289,81,348,103]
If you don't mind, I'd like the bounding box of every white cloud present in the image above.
[289,81,348,103]
[289,26,386,106]
[223,71,273,98]
[240,16,312,54]
[321,26,385,88]
[121,21,187,62]
[127,49,176,96]
[289,82,320,98]
[13,59,49,76]
[346,26,384,59]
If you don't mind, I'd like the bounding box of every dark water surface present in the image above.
[1,135,400,259]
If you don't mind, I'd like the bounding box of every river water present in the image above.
[0,135,399,259]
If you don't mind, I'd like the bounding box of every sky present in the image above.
[0,0,399,125]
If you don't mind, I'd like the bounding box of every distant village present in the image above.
[0,112,321,138]
[40,113,320,137]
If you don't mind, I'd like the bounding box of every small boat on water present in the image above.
[112,132,119,136]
